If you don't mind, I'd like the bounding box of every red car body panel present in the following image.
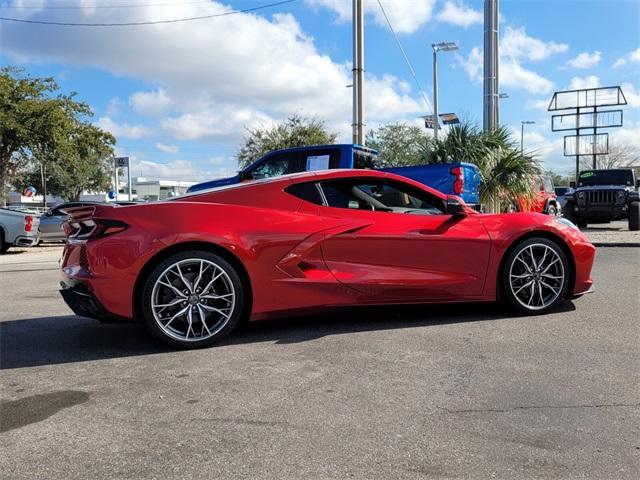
[60,169,595,322]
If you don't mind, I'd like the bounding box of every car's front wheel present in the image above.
[141,250,246,348]
[629,201,639,231]
[501,238,570,314]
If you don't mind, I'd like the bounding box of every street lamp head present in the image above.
[432,41,459,52]
[521,120,536,125]
[499,93,509,99]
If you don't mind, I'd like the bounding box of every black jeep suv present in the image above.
[563,168,640,230]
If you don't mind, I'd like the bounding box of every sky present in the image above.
[1,0,639,181]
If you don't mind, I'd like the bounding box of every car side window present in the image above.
[250,152,301,179]
[319,179,445,215]
[285,182,323,205]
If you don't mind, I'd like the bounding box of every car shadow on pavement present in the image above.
[0,301,576,370]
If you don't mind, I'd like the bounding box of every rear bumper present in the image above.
[59,281,129,323]
[13,235,38,247]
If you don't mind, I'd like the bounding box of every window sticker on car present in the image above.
[580,171,595,178]
[306,154,330,171]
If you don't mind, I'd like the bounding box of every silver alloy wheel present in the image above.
[151,259,236,342]
[508,243,565,311]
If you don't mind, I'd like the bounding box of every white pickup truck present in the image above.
[0,208,40,253]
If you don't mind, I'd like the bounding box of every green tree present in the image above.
[237,115,337,167]
[1,67,114,204]
[365,123,431,168]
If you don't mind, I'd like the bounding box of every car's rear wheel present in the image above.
[141,250,245,348]
[629,201,639,231]
[501,238,569,314]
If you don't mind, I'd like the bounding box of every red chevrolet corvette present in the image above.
[60,169,595,348]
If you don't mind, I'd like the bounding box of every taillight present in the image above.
[450,166,464,195]
[64,219,128,239]
[24,215,33,232]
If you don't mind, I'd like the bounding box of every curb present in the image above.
[592,243,640,248]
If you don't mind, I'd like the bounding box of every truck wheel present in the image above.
[0,230,9,254]
[562,203,575,223]
[577,217,588,229]
[629,202,640,231]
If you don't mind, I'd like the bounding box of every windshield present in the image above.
[577,170,634,187]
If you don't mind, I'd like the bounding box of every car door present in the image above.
[316,178,491,301]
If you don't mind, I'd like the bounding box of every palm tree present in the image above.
[426,123,540,213]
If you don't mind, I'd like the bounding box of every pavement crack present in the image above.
[438,402,640,414]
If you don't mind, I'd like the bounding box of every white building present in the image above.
[121,178,196,202]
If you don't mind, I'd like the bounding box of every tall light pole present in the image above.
[432,41,458,141]
[352,0,365,145]
[521,120,535,156]
[483,0,499,132]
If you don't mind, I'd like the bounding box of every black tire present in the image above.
[141,250,246,349]
[562,202,575,223]
[0,230,9,254]
[577,217,588,229]
[501,237,570,315]
[629,202,640,231]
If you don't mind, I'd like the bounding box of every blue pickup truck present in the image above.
[187,144,481,209]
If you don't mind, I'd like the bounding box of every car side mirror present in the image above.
[569,181,576,188]
[238,170,253,181]
[446,196,467,217]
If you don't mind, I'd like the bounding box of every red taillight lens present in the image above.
[64,219,128,239]
[450,167,464,195]
[24,215,33,232]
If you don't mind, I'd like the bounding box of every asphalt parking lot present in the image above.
[1,241,639,479]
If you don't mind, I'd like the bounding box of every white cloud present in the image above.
[95,117,151,139]
[501,60,554,94]
[501,26,568,62]
[568,76,600,90]
[436,1,483,28]
[613,47,640,68]
[566,51,601,69]
[155,143,179,154]
[525,98,551,111]
[613,58,626,69]
[621,83,640,109]
[456,46,483,82]
[308,0,436,34]
[2,1,424,147]
[129,88,171,116]
[457,27,565,94]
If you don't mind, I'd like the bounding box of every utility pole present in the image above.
[483,0,499,132]
[433,47,439,141]
[352,0,365,145]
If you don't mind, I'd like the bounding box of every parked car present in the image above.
[0,207,40,253]
[554,186,572,209]
[186,144,482,210]
[60,169,595,349]
[563,168,640,230]
[508,175,559,215]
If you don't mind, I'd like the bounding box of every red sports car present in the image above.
[59,169,595,348]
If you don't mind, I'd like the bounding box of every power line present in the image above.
[376,0,433,114]
[1,1,218,9]
[0,0,297,26]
